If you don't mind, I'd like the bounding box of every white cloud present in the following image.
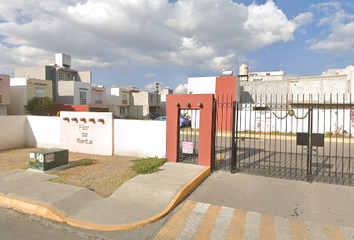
[174,83,188,94]
[284,74,299,80]
[144,72,158,77]
[308,3,354,53]
[321,65,354,76]
[0,0,305,75]
[293,12,314,26]
[144,81,164,92]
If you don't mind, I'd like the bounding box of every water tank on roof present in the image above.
[239,64,249,76]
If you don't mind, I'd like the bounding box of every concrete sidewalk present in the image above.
[0,162,210,231]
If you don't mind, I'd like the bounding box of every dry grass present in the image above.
[0,147,139,198]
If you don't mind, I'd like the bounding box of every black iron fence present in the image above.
[228,94,354,186]
[178,109,200,164]
[212,94,234,171]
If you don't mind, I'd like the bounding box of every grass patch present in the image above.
[79,158,93,166]
[131,157,167,174]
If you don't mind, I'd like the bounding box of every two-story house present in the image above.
[14,53,92,105]
[8,77,53,115]
[106,87,130,117]
[0,74,10,115]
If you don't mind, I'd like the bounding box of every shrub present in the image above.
[79,159,93,166]
[25,96,55,116]
[131,157,166,174]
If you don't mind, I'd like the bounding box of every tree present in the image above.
[25,96,55,116]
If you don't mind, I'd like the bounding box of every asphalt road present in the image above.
[0,205,177,240]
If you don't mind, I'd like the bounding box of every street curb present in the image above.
[0,167,211,231]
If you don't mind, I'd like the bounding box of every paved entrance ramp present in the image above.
[0,162,210,230]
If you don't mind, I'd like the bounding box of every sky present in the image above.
[1,0,354,93]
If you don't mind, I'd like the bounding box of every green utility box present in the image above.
[29,148,68,171]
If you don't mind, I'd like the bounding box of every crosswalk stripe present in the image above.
[155,201,354,240]
[154,200,197,240]
[226,209,247,240]
[306,222,327,240]
[209,206,234,240]
[193,204,221,240]
[259,214,276,240]
[176,202,210,240]
[242,211,261,240]
[339,226,354,240]
[321,224,346,240]
[289,219,310,240]
[275,216,291,240]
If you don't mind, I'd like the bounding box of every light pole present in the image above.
[154,82,160,93]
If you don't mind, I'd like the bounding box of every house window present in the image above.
[122,94,127,104]
[80,92,87,105]
[120,107,125,115]
[96,93,102,101]
[58,72,65,81]
[35,87,45,98]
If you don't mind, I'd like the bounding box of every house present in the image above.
[8,78,53,115]
[130,91,161,119]
[106,87,130,118]
[14,53,92,105]
[0,74,10,115]
[159,87,173,116]
[88,85,114,112]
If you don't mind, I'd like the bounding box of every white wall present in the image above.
[60,112,113,155]
[0,115,168,158]
[0,116,27,150]
[114,119,166,158]
[27,116,61,148]
[236,107,354,135]
[8,85,27,115]
[188,77,216,94]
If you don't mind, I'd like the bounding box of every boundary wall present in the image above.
[0,115,166,158]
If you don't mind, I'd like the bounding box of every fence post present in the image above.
[231,101,237,173]
[212,98,217,172]
[307,105,313,182]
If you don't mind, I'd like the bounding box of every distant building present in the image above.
[159,87,173,116]
[248,71,284,82]
[130,91,161,119]
[8,77,53,115]
[14,53,92,104]
[105,87,131,118]
[0,74,10,115]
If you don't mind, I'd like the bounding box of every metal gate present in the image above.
[227,94,354,186]
[178,109,200,164]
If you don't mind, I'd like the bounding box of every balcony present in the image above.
[95,100,103,104]
[122,100,128,105]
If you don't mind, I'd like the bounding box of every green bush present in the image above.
[25,96,55,116]
[325,132,332,137]
[79,159,93,166]
[131,157,167,174]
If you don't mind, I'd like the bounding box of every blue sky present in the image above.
[0,0,354,93]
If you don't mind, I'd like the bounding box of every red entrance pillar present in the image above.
[166,94,214,167]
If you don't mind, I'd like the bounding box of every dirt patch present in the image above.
[0,147,139,198]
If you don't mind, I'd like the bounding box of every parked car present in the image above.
[154,116,188,127]
[143,112,161,120]
[155,116,166,121]
[180,116,188,126]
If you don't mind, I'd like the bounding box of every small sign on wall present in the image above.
[182,141,194,154]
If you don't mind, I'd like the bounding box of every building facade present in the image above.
[0,74,10,115]
[8,78,53,115]
[14,53,92,104]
